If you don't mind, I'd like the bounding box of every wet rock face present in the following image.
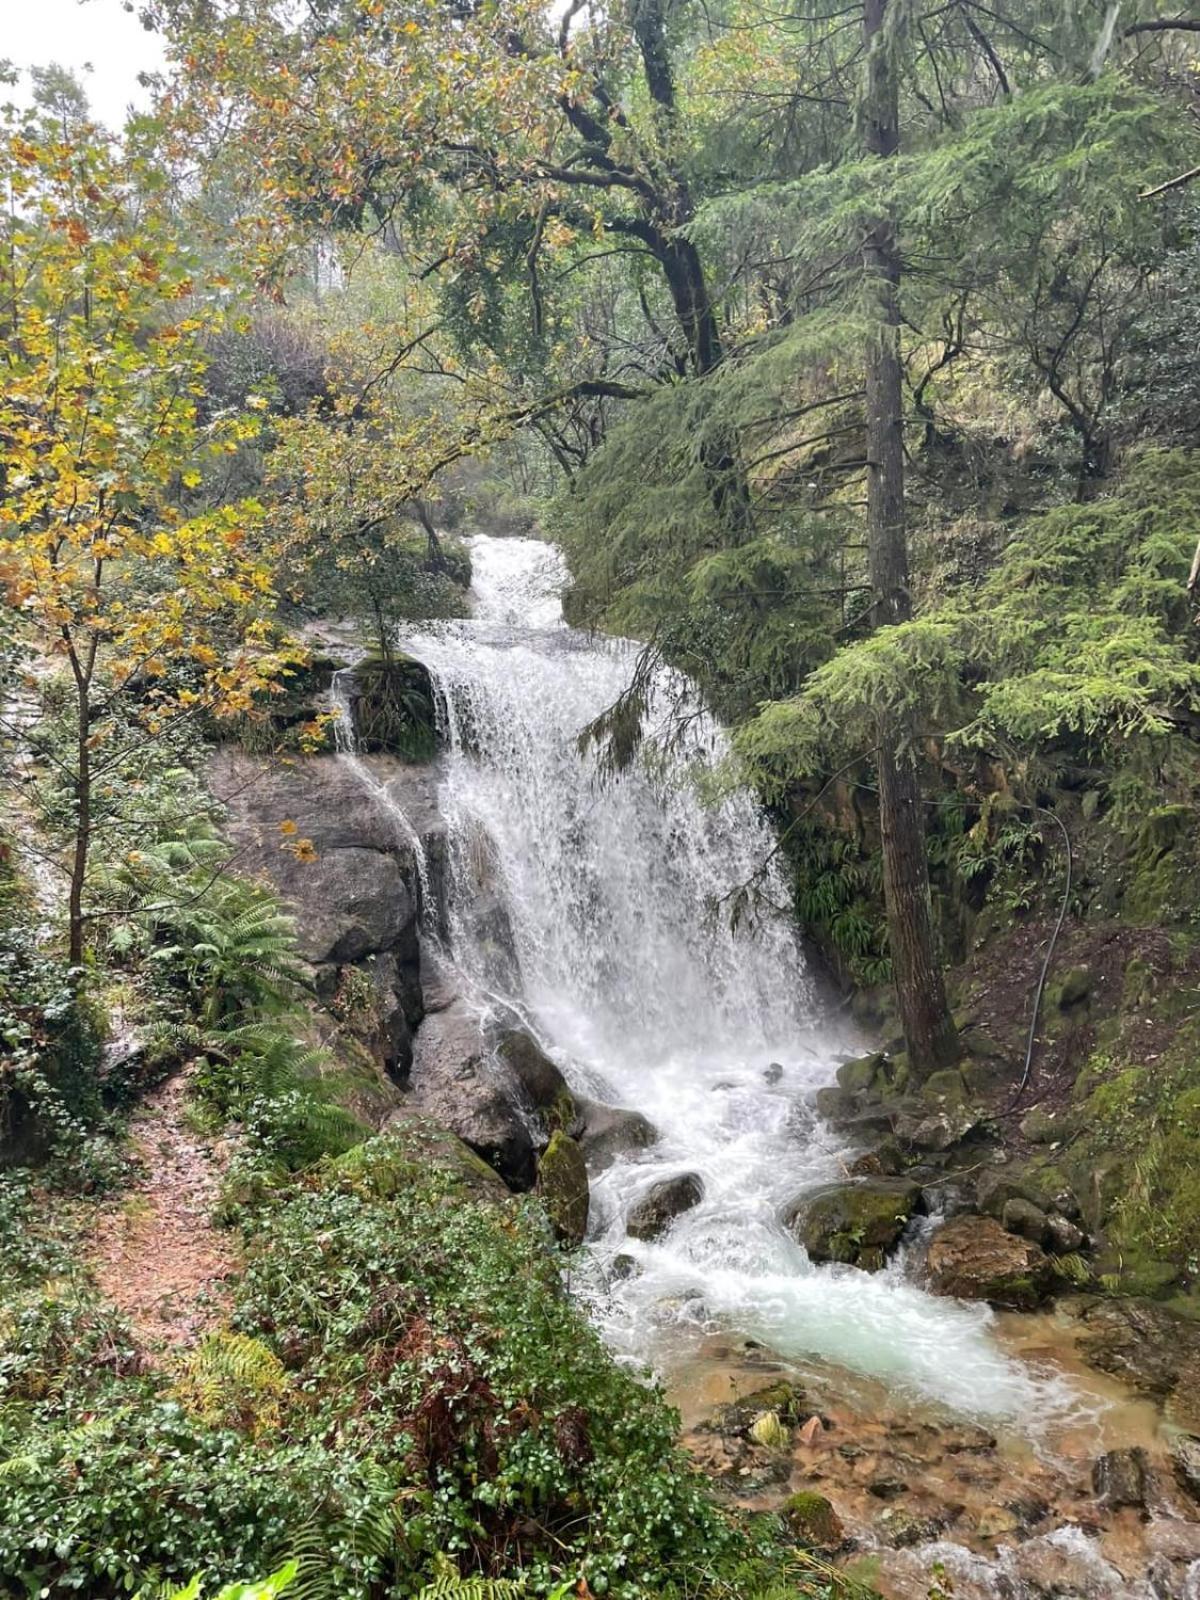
[626,1172,704,1241]
[784,1178,924,1271]
[210,749,438,1076]
[1092,1447,1148,1510]
[1075,1298,1200,1433]
[496,1029,580,1139]
[405,1000,536,1191]
[1173,1437,1200,1503]
[925,1214,1052,1308]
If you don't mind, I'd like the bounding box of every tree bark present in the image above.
[67,660,91,968]
[862,0,958,1073]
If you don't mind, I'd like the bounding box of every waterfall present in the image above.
[329,665,432,906]
[400,536,1080,1426]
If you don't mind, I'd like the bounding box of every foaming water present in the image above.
[404,535,1084,1428]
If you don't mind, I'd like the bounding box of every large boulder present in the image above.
[209,749,438,1053]
[926,1215,1052,1309]
[496,1029,580,1139]
[784,1178,923,1271]
[405,1001,535,1191]
[537,1131,590,1246]
[576,1098,658,1172]
[355,1110,509,1203]
[626,1173,704,1241]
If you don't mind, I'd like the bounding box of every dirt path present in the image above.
[91,1070,238,1350]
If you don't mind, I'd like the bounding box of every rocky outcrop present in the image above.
[1074,1298,1200,1434]
[537,1130,590,1245]
[210,749,441,1079]
[926,1214,1052,1309]
[626,1172,704,1241]
[784,1178,923,1271]
[405,1000,536,1191]
[576,1098,657,1171]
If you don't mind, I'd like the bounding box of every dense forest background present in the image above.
[2,0,1200,1595]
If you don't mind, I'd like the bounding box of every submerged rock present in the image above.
[1092,1446,1148,1510]
[536,1130,590,1246]
[784,1178,923,1271]
[406,1001,535,1191]
[576,1098,658,1172]
[626,1173,704,1241]
[1074,1298,1200,1431]
[925,1214,1052,1308]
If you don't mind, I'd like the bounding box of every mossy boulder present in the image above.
[336,1117,508,1203]
[782,1492,843,1550]
[707,1380,810,1438]
[836,1053,884,1096]
[1055,966,1095,1009]
[975,1169,1039,1219]
[784,1178,923,1271]
[814,1085,855,1121]
[921,1068,967,1107]
[536,1131,590,1246]
[1002,1197,1050,1247]
[926,1215,1052,1309]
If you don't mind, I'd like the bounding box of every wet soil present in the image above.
[89,1070,237,1350]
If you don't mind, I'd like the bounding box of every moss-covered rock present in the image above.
[336,1115,508,1203]
[836,1053,884,1096]
[496,1028,580,1138]
[536,1130,590,1246]
[784,1178,923,1270]
[781,1491,843,1550]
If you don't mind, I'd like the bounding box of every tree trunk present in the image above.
[862,0,957,1073]
[68,670,91,968]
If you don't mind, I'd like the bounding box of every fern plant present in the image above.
[174,1333,287,1438]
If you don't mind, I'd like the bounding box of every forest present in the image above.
[2,0,1200,1596]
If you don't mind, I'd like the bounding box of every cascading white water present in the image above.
[329,665,432,904]
[405,536,1082,1426]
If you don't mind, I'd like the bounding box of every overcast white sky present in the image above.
[3,0,167,130]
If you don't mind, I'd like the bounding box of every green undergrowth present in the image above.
[0,748,845,1599]
[1061,998,1200,1296]
[0,1104,842,1597]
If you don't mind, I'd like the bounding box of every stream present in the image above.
[318,532,1200,1594]
[401,535,1081,1427]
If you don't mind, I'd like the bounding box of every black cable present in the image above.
[1003,802,1073,1114]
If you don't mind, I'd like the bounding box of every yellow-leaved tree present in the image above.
[0,114,293,963]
